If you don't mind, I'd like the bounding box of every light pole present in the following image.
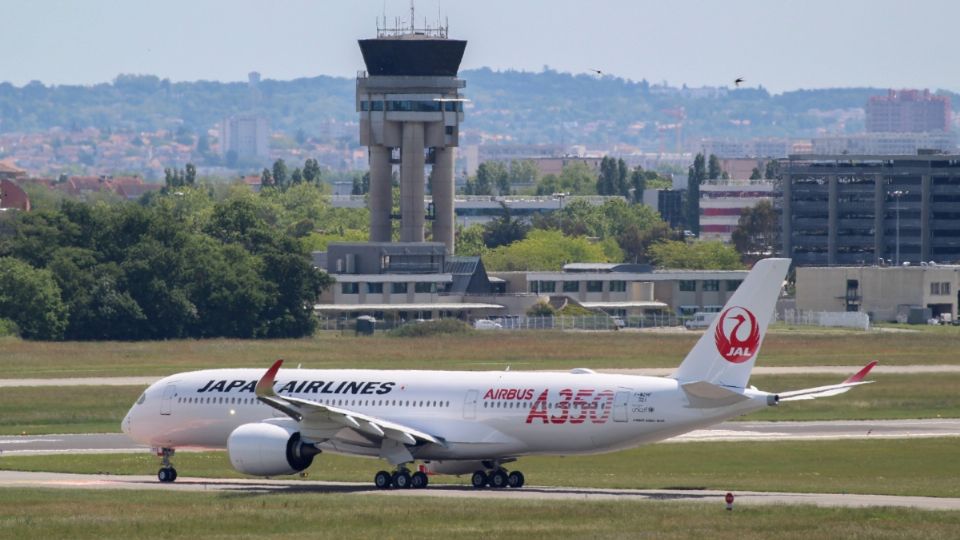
[891,190,908,266]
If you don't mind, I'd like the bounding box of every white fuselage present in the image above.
[123,368,771,461]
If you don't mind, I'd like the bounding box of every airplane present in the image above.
[122,258,877,489]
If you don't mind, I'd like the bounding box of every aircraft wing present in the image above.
[254,360,444,447]
[776,361,877,402]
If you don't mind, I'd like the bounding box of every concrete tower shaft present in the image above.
[357,32,466,253]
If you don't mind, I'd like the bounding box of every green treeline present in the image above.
[0,185,336,341]
[0,71,936,145]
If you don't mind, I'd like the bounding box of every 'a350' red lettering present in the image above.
[525,389,615,425]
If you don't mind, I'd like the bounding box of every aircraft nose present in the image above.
[121,409,133,436]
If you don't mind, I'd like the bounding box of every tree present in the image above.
[290,167,303,185]
[261,168,274,187]
[508,160,539,187]
[596,156,622,195]
[482,202,529,248]
[0,257,68,339]
[648,240,743,270]
[750,167,763,180]
[483,229,613,271]
[164,167,182,189]
[303,158,321,184]
[685,153,706,236]
[708,154,722,180]
[629,166,646,203]
[473,162,507,196]
[184,163,196,186]
[616,158,629,197]
[351,172,369,195]
[731,200,778,264]
[272,159,288,190]
[764,159,780,180]
[455,224,486,256]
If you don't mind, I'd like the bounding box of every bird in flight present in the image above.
[590,69,602,76]
[734,77,745,87]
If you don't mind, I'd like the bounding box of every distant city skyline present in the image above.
[3,0,960,94]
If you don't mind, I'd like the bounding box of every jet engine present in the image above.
[227,421,320,476]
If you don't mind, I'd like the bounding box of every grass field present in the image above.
[0,386,143,435]
[3,438,958,498]
[3,372,957,436]
[0,326,958,380]
[0,489,957,540]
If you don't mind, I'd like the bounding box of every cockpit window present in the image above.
[136,393,147,405]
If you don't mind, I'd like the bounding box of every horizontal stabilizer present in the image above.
[681,381,751,408]
[777,361,877,402]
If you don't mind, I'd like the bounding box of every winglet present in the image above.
[843,361,878,384]
[256,359,283,397]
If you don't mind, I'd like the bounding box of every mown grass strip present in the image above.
[1,327,959,379]
[0,488,958,540]
[2,438,957,498]
[0,386,144,436]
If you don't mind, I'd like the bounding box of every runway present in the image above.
[0,470,957,510]
[2,419,958,457]
[1,364,958,387]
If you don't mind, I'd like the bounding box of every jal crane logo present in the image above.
[714,306,760,363]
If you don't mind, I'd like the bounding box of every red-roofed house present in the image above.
[0,179,30,211]
[0,161,27,181]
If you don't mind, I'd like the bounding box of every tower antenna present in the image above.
[410,0,415,32]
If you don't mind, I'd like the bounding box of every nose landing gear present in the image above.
[156,447,177,483]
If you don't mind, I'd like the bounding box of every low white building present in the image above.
[796,264,960,322]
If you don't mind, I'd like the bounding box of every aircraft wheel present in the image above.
[157,467,177,483]
[471,470,488,489]
[507,471,525,488]
[489,469,508,489]
[393,470,412,489]
[374,470,392,489]
[411,471,429,489]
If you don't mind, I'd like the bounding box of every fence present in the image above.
[318,313,688,333]
[781,309,871,331]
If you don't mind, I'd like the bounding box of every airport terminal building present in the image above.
[313,244,748,321]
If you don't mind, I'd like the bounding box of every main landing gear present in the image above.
[157,447,177,483]
[374,467,429,490]
[471,468,525,489]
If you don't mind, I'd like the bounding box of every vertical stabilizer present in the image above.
[671,258,790,388]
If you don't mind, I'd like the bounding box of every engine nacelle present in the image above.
[227,422,319,476]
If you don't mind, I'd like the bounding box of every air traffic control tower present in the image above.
[356,19,466,252]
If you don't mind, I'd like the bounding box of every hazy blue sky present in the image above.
[3,0,958,93]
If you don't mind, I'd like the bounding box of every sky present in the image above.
[3,0,959,94]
